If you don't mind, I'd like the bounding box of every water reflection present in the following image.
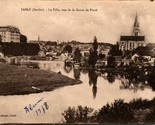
[81,68,89,74]
[64,65,72,73]
[18,61,155,98]
[73,68,81,80]
[115,67,150,92]
[3,60,155,123]
[88,69,98,99]
[107,72,115,84]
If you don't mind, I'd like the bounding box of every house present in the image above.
[122,57,132,66]
[99,48,110,55]
[146,43,155,57]
[81,50,89,57]
[0,52,4,57]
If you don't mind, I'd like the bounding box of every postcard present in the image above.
[0,0,155,124]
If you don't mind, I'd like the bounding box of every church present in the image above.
[119,14,145,51]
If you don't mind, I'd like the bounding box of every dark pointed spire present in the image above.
[134,12,139,27]
[38,35,40,42]
[133,13,140,36]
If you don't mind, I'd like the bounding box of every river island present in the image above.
[0,63,82,95]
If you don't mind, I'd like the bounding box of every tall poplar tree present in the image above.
[88,36,98,67]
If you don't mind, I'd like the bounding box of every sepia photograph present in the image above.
[0,0,155,124]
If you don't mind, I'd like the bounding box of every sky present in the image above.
[0,0,155,44]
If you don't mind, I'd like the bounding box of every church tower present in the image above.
[119,13,145,51]
[38,35,40,43]
[133,13,140,36]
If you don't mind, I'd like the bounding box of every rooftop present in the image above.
[0,26,20,33]
[120,36,145,41]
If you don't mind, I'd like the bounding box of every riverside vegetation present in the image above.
[62,98,155,124]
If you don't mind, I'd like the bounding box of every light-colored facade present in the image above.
[0,26,20,42]
[119,14,145,51]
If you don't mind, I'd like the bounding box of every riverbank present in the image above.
[0,63,82,95]
[62,98,155,124]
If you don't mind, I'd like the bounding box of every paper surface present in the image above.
[0,0,155,124]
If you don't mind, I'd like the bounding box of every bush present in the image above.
[129,98,155,110]
[62,99,155,123]
[62,100,134,123]
[97,100,134,123]
[145,107,155,122]
[62,106,94,123]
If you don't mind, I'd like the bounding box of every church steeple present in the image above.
[133,13,140,36]
[38,35,40,43]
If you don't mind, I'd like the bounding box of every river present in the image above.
[0,60,155,123]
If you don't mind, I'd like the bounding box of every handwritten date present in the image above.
[35,102,49,116]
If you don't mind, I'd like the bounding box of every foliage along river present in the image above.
[0,60,155,123]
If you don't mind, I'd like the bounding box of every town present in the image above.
[0,14,155,70]
[0,13,155,123]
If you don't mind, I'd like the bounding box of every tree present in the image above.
[98,53,105,60]
[107,55,115,68]
[0,43,40,56]
[88,36,98,67]
[20,34,27,43]
[62,106,94,123]
[92,36,98,51]
[63,44,72,53]
[107,73,115,83]
[0,35,2,42]
[73,48,82,62]
[109,43,122,56]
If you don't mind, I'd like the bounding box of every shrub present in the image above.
[129,98,155,110]
[145,107,155,122]
[97,100,134,123]
[62,99,155,123]
[62,106,94,123]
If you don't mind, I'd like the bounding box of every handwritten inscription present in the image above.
[24,97,44,113]
[24,97,49,115]
[35,102,49,116]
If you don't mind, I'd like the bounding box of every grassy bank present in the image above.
[0,63,82,95]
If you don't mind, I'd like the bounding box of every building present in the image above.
[0,26,20,42]
[20,34,27,43]
[119,14,145,51]
[146,43,155,57]
[69,41,92,51]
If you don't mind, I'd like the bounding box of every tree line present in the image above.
[0,42,40,56]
